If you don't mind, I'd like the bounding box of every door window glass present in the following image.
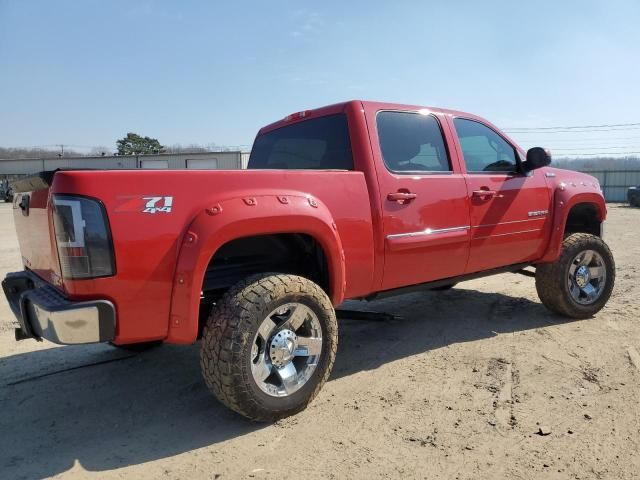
[453,118,517,172]
[377,111,451,173]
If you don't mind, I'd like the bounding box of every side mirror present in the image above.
[524,147,551,172]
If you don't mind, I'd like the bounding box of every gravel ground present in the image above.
[1,202,639,480]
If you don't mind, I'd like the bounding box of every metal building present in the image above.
[579,169,640,202]
[0,151,250,177]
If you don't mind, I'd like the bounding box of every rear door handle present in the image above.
[387,192,417,203]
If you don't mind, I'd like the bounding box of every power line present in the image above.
[517,141,640,147]
[550,146,640,151]
[511,136,640,143]
[552,151,640,156]
[506,127,640,134]
[3,143,251,151]
[503,121,640,131]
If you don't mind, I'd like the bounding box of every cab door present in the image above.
[367,109,471,291]
[449,117,552,273]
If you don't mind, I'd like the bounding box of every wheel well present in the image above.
[565,203,601,237]
[200,233,330,304]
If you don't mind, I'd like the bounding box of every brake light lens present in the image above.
[52,195,115,279]
[283,110,310,122]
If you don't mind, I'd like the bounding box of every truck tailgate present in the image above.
[11,173,62,287]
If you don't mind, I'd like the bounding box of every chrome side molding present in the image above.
[386,225,470,240]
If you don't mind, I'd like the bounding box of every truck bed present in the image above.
[12,169,375,342]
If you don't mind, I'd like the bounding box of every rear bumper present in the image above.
[2,271,116,345]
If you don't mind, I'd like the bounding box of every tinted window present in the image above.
[376,112,450,173]
[453,118,517,172]
[248,114,353,170]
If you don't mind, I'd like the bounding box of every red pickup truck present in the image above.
[3,100,614,421]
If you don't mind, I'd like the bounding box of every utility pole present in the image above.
[57,144,64,157]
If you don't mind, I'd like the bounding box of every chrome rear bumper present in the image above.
[2,271,115,345]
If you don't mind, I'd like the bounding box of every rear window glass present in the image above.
[248,114,353,170]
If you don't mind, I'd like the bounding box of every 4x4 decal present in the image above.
[143,196,173,214]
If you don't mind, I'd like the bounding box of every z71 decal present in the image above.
[115,196,174,214]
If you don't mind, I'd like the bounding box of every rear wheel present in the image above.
[200,273,338,422]
[535,233,615,319]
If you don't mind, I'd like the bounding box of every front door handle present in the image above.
[387,192,417,204]
[472,189,498,199]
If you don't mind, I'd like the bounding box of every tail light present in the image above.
[52,195,115,279]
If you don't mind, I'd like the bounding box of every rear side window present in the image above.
[453,118,517,172]
[376,111,451,173]
[248,114,353,170]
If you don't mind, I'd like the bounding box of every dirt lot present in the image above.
[1,202,639,480]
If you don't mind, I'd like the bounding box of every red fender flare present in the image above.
[538,190,606,264]
[166,193,345,344]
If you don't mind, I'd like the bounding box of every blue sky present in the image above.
[1,0,639,155]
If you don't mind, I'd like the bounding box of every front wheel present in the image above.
[535,233,615,319]
[200,273,338,422]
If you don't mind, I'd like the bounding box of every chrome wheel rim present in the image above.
[567,249,607,305]
[250,303,323,397]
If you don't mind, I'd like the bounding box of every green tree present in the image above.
[116,133,165,155]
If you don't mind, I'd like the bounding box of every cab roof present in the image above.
[258,99,490,136]
[256,99,520,153]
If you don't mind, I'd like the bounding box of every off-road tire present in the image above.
[535,233,615,319]
[110,340,162,352]
[200,273,338,422]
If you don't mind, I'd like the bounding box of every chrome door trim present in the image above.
[387,217,550,240]
[386,225,470,240]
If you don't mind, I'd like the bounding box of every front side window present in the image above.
[453,118,517,172]
[377,111,451,173]
[248,114,353,170]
